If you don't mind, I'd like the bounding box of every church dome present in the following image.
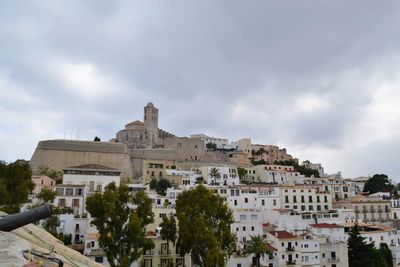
[125,120,144,130]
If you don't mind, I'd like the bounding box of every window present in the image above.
[234,200,238,206]
[95,257,103,263]
[309,196,313,202]
[58,198,66,208]
[240,214,246,220]
[245,198,248,203]
[285,196,289,203]
[301,196,305,203]
[72,199,79,208]
[262,199,265,206]
[273,199,277,206]
[251,226,255,231]
[56,188,64,195]
[89,181,95,192]
[293,196,297,203]
[96,184,102,192]
[251,214,257,220]
[65,188,73,196]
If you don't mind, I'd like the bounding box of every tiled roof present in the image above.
[309,223,344,229]
[268,230,297,239]
[263,243,277,252]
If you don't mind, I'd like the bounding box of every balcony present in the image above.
[286,247,296,252]
[287,260,296,265]
[328,257,339,263]
[158,249,171,255]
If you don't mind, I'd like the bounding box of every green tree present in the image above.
[37,188,57,203]
[209,167,221,183]
[348,224,374,267]
[237,167,246,179]
[363,174,393,195]
[38,165,63,184]
[149,178,172,196]
[160,214,177,254]
[176,185,235,266]
[0,160,34,213]
[206,142,217,150]
[379,243,393,267]
[243,235,272,267]
[157,178,172,196]
[149,178,158,191]
[94,136,101,141]
[86,182,154,267]
[251,159,267,166]
[274,160,320,178]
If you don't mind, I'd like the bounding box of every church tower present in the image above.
[144,102,159,146]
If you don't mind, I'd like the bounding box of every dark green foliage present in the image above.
[237,167,246,179]
[363,174,394,195]
[274,160,320,178]
[37,188,57,203]
[0,160,34,213]
[63,234,72,245]
[206,142,217,150]
[86,182,154,267]
[160,214,177,253]
[176,185,235,266]
[379,243,393,267]
[38,165,63,184]
[149,178,172,196]
[94,136,101,141]
[348,224,374,267]
[347,224,393,267]
[243,235,272,267]
[252,148,266,156]
[209,167,221,182]
[251,159,267,166]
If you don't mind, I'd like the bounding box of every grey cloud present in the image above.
[1,1,400,178]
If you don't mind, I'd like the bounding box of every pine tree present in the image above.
[348,224,374,267]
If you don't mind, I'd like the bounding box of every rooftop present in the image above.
[268,230,297,240]
[309,223,344,229]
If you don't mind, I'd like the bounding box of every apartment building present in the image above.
[227,185,280,210]
[63,164,120,193]
[265,230,302,266]
[54,184,86,216]
[142,159,177,184]
[280,186,332,213]
[333,196,392,223]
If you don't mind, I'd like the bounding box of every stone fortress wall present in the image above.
[30,140,134,179]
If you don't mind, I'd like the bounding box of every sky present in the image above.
[1,1,400,179]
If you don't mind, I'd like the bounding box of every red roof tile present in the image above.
[268,230,297,239]
[263,243,277,252]
[309,223,344,229]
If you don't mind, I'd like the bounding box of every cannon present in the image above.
[0,204,52,232]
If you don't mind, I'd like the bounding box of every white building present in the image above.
[190,134,228,149]
[62,164,121,193]
[54,184,87,216]
[200,165,239,186]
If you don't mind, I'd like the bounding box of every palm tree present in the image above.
[209,167,221,184]
[243,235,272,267]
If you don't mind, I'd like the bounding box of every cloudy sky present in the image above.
[1,1,400,179]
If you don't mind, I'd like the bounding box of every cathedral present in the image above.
[115,102,175,149]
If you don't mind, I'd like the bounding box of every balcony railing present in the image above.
[286,247,296,252]
[328,257,339,263]
[287,260,296,265]
[158,249,171,255]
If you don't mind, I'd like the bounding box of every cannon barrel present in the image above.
[0,204,52,232]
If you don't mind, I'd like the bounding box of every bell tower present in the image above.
[144,102,159,146]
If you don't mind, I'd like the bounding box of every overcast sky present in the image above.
[1,1,400,179]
